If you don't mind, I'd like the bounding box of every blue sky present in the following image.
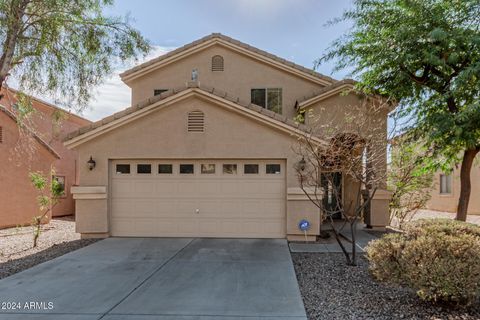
[83,0,353,120]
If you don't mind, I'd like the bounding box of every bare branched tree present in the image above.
[294,92,391,265]
[388,136,434,229]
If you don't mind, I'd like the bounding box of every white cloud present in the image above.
[81,46,174,121]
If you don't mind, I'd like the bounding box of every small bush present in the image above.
[366,219,480,306]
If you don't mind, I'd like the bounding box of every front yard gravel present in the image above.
[292,252,480,320]
[0,217,98,279]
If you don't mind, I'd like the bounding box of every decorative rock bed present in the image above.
[292,252,480,320]
[0,217,98,279]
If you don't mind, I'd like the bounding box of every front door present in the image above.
[321,172,343,219]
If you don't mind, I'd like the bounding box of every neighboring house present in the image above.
[426,161,480,214]
[0,88,91,228]
[65,33,391,240]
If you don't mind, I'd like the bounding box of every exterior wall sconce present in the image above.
[297,157,306,171]
[87,156,96,171]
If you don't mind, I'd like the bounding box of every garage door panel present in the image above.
[155,181,177,195]
[133,180,156,196]
[219,181,241,195]
[262,181,285,194]
[110,159,286,238]
[112,180,133,197]
[176,181,198,195]
[196,181,221,195]
[133,199,157,217]
[155,201,177,216]
[240,181,264,194]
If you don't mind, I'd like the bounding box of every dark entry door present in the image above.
[321,172,343,219]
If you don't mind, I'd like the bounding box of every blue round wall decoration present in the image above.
[298,219,311,231]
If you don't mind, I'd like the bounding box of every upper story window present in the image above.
[211,55,224,71]
[251,88,282,114]
[440,174,452,194]
[154,89,168,96]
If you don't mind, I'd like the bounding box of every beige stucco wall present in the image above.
[129,44,324,120]
[426,161,480,215]
[71,40,390,237]
[0,112,57,229]
[304,92,389,227]
[73,95,320,237]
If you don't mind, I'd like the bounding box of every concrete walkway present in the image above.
[289,228,380,253]
[0,238,307,320]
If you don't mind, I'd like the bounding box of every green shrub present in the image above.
[366,219,480,306]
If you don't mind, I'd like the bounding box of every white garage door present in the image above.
[110,159,286,238]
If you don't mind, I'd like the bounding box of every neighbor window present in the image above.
[266,164,281,174]
[251,88,282,114]
[158,164,173,174]
[440,174,452,194]
[154,89,168,96]
[180,164,194,174]
[223,164,237,174]
[137,164,151,174]
[52,175,66,197]
[201,164,215,174]
[244,164,259,174]
[116,164,130,174]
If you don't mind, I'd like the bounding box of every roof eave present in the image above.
[64,86,327,149]
[120,34,336,87]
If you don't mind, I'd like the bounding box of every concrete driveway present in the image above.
[0,238,307,319]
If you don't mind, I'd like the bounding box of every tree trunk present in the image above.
[0,0,30,97]
[456,148,480,221]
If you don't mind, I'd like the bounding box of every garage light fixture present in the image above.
[297,157,306,171]
[87,156,96,171]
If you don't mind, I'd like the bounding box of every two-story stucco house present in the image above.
[65,33,391,240]
[0,88,91,229]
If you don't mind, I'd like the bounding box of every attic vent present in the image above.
[0,126,2,143]
[188,110,205,132]
[211,55,224,72]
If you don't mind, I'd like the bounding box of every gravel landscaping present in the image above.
[0,216,99,279]
[292,252,480,320]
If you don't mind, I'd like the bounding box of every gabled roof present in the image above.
[298,79,396,111]
[64,82,327,149]
[0,105,60,159]
[120,33,337,86]
[1,87,91,126]
[298,79,357,109]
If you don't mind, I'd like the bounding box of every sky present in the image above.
[80,0,354,120]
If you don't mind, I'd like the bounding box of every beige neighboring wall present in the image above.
[426,161,480,215]
[0,88,91,217]
[70,94,320,238]
[128,44,326,120]
[0,111,58,229]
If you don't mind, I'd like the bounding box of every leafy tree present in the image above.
[319,0,480,221]
[30,170,64,247]
[0,0,150,109]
